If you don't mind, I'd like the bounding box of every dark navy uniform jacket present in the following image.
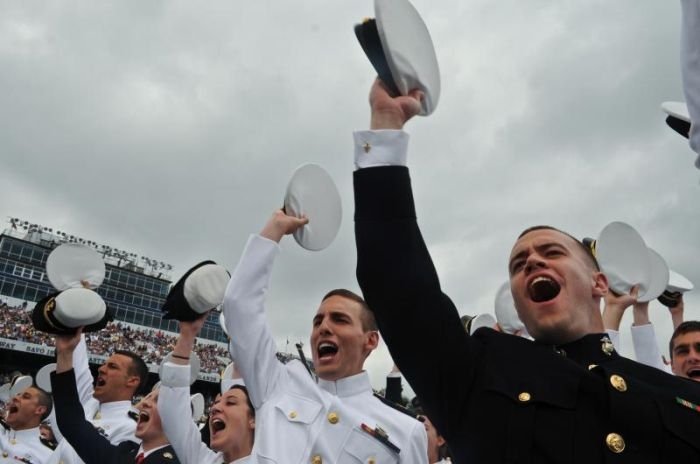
[354,166,700,464]
[51,371,180,464]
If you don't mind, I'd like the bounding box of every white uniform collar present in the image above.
[11,425,42,440]
[93,399,132,419]
[318,371,371,397]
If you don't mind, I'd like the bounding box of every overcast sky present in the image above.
[2,0,698,394]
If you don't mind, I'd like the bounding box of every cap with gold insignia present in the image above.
[159,351,201,385]
[283,164,342,251]
[658,269,694,307]
[35,363,56,393]
[493,281,528,337]
[162,261,230,321]
[595,222,652,296]
[355,0,441,116]
[46,243,106,291]
[31,288,112,335]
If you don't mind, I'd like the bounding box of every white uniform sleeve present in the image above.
[630,323,673,374]
[406,420,429,464]
[73,335,95,405]
[681,0,700,156]
[223,235,285,409]
[353,130,410,169]
[158,362,220,464]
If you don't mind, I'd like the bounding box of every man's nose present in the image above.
[524,255,547,274]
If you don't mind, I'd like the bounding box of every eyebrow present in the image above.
[509,243,567,267]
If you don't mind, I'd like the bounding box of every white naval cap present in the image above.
[0,375,34,402]
[284,163,342,251]
[162,261,230,321]
[594,222,652,296]
[355,0,441,115]
[494,281,528,337]
[220,362,245,394]
[190,393,205,421]
[636,248,669,303]
[31,287,110,335]
[46,243,106,291]
[659,269,694,307]
[461,313,497,336]
[35,363,57,393]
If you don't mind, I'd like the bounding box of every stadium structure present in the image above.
[0,218,229,396]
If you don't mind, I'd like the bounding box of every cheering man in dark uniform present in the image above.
[351,78,700,463]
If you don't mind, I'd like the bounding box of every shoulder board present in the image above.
[373,392,418,419]
[40,437,57,450]
[128,411,139,422]
[0,418,9,431]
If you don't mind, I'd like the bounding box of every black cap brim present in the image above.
[666,115,691,139]
[161,261,216,322]
[355,20,401,97]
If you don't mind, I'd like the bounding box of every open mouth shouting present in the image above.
[95,376,107,388]
[317,341,339,363]
[137,411,150,425]
[687,367,700,379]
[528,276,561,303]
[7,404,19,416]
[210,417,227,438]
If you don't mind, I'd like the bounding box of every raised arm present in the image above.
[51,338,122,464]
[223,210,307,408]
[159,316,220,464]
[354,79,482,439]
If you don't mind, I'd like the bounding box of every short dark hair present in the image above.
[321,289,378,331]
[32,386,53,420]
[517,225,600,271]
[229,385,255,418]
[114,350,148,394]
[669,321,700,358]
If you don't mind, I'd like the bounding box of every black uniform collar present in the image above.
[537,333,620,367]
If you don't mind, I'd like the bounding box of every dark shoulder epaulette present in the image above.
[40,437,57,450]
[0,418,9,431]
[127,411,139,422]
[373,392,419,419]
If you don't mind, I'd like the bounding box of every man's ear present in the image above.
[592,271,608,298]
[248,416,256,430]
[126,375,140,390]
[35,405,47,418]
[365,331,379,352]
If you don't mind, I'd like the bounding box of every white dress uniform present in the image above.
[47,337,138,464]
[223,234,428,464]
[0,424,54,464]
[157,363,251,464]
[630,324,672,374]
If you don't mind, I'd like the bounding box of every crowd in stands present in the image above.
[0,301,230,374]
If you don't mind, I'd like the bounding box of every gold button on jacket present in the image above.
[327,412,339,424]
[609,375,627,392]
[606,433,625,453]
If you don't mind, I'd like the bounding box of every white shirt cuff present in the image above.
[160,362,191,388]
[353,130,409,170]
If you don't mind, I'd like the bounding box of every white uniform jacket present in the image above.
[158,363,251,464]
[630,323,672,374]
[0,425,54,464]
[223,234,428,464]
[48,337,137,464]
